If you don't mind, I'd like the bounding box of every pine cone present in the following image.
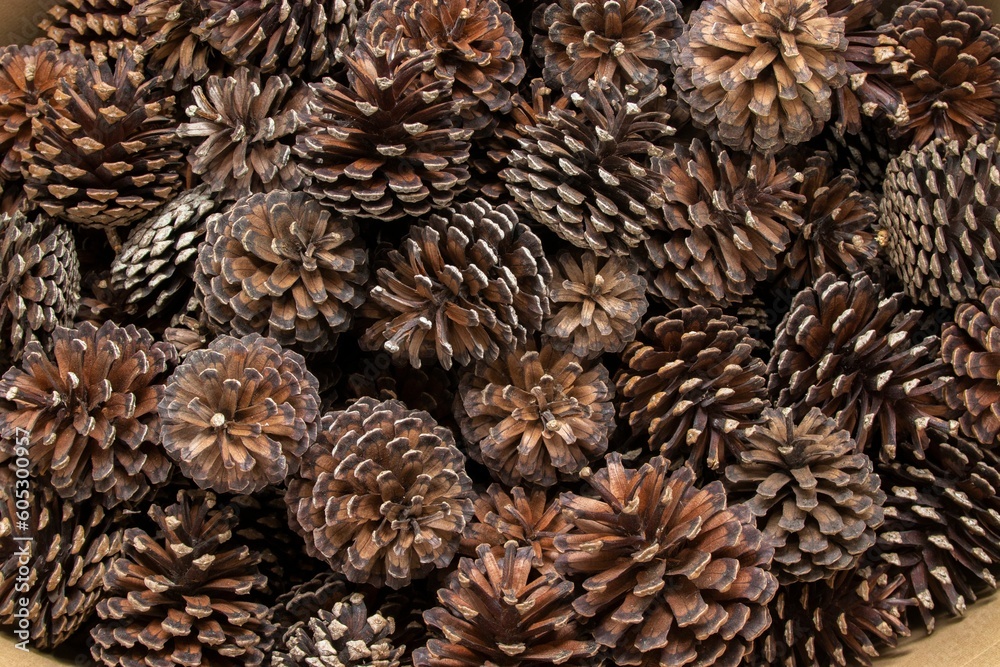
[769,272,957,459]
[0,212,80,364]
[675,0,849,153]
[532,0,682,95]
[0,41,83,181]
[456,341,615,487]
[178,67,307,201]
[942,286,1000,447]
[544,250,648,359]
[416,541,599,667]
[880,135,1000,306]
[0,465,123,649]
[360,0,526,133]
[195,190,368,352]
[23,50,185,232]
[286,397,475,589]
[887,0,1000,149]
[269,571,347,644]
[617,307,769,472]
[92,490,275,667]
[500,81,672,256]
[39,0,140,60]
[361,199,550,370]
[646,138,802,306]
[726,407,885,583]
[556,455,778,666]
[294,35,472,221]
[158,333,320,494]
[0,321,175,507]
[344,358,455,426]
[130,0,220,90]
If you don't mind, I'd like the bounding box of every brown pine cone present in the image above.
[178,67,307,201]
[416,541,599,667]
[130,0,220,91]
[675,0,849,153]
[158,333,320,494]
[0,212,80,364]
[556,454,778,666]
[91,490,275,667]
[880,135,1000,306]
[726,407,885,583]
[294,35,472,221]
[617,307,769,473]
[287,397,475,589]
[195,190,368,352]
[0,465,123,649]
[887,0,1000,149]
[500,81,672,256]
[645,138,802,306]
[544,250,648,359]
[269,571,347,646]
[39,0,140,60]
[769,272,957,459]
[532,0,682,95]
[456,341,615,487]
[0,321,175,507]
[361,199,550,370]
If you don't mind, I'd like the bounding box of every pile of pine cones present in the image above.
[1,0,1000,665]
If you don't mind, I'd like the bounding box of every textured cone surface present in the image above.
[269,571,348,650]
[130,0,221,90]
[39,0,140,60]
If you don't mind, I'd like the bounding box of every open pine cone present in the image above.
[39,0,140,60]
[129,0,220,90]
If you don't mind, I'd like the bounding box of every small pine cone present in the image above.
[0,321,175,507]
[460,484,570,574]
[273,593,406,667]
[617,307,769,473]
[0,41,83,181]
[880,135,1000,306]
[178,67,307,201]
[456,341,615,487]
[544,250,648,359]
[23,50,185,231]
[645,138,802,306]
[887,0,1000,149]
[92,490,275,667]
[675,0,849,153]
[39,0,140,60]
[769,272,957,459]
[532,0,682,95]
[360,0,526,134]
[500,82,672,256]
[195,190,368,352]
[0,212,80,363]
[158,333,320,494]
[556,455,778,666]
[361,199,550,370]
[294,36,472,221]
[0,465,123,649]
[726,407,886,583]
[287,397,475,589]
[416,541,599,667]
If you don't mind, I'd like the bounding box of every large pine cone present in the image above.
[726,407,885,583]
[196,190,368,352]
[158,333,320,494]
[880,135,1000,306]
[39,0,140,60]
[361,199,550,370]
[91,490,275,667]
[556,454,778,667]
[286,397,475,589]
[617,307,768,473]
[675,0,850,153]
[0,321,175,507]
[130,0,220,90]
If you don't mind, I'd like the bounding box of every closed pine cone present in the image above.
[39,0,140,60]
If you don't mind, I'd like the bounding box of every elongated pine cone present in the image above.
[556,455,778,667]
[287,397,475,589]
[361,199,550,370]
[617,307,769,472]
[91,491,274,667]
[726,407,885,583]
[0,321,175,507]
[158,333,320,493]
[39,0,140,60]
[196,190,368,352]
[416,541,599,667]
[129,0,220,90]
